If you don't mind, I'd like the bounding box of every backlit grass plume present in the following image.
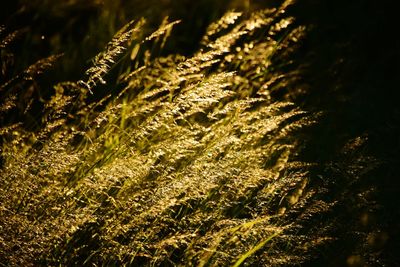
[1,0,396,266]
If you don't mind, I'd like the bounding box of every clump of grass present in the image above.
[1,0,395,266]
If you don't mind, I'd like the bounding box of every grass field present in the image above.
[1,0,399,266]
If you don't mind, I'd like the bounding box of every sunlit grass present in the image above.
[0,0,391,266]
[0,1,322,265]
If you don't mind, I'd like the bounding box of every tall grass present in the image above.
[1,0,398,266]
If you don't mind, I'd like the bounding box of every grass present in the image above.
[232,231,281,267]
[1,0,399,266]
